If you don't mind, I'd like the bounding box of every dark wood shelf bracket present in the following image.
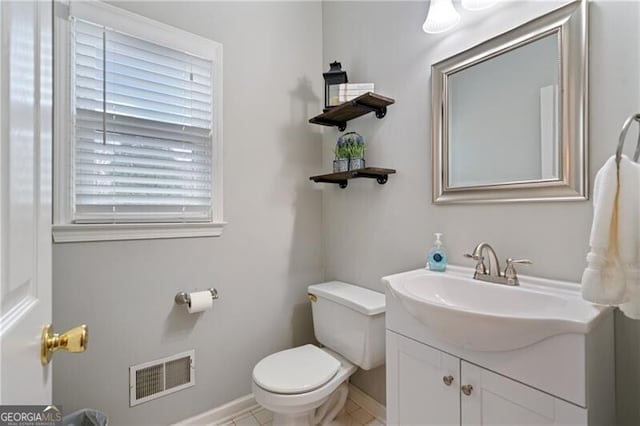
[310,167,396,189]
[375,106,387,119]
[308,92,395,132]
[311,176,349,188]
[350,99,387,120]
[355,169,390,184]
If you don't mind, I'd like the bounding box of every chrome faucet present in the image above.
[464,242,532,286]
[464,242,501,279]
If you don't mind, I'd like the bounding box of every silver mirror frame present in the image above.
[432,0,587,204]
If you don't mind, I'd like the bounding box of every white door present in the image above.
[460,361,587,426]
[386,331,460,426]
[0,0,53,404]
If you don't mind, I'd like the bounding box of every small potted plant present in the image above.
[347,140,365,171]
[339,132,365,171]
[333,139,350,173]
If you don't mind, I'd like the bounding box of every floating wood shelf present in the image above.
[309,92,395,131]
[310,167,396,189]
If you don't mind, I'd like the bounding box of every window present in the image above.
[53,2,224,242]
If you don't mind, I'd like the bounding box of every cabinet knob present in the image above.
[461,384,473,396]
[442,375,454,386]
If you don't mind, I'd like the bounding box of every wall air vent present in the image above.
[129,350,195,406]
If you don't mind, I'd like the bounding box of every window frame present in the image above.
[53,0,225,242]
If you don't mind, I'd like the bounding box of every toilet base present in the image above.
[253,347,357,426]
[271,382,349,426]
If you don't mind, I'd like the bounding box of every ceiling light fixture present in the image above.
[422,0,461,34]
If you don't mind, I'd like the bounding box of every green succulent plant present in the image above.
[334,143,351,159]
[346,142,365,159]
[334,132,365,160]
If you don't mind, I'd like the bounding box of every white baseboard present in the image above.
[172,394,258,426]
[173,384,386,425]
[348,383,386,421]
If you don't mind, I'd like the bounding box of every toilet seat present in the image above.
[253,344,340,394]
[252,346,357,425]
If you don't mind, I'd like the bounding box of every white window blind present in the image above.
[72,18,215,223]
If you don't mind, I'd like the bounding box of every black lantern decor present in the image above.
[323,61,348,111]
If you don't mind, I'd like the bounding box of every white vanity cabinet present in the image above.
[385,283,615,426]
[387,331,587,425]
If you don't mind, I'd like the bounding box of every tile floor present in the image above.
[216,396,384,426]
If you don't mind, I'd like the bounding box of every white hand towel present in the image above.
[581,155,640,319]
[618,157,640,318]
[581,156,625,303]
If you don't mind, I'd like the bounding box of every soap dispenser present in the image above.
[427,233,448,272]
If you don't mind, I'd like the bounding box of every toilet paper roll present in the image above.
[187,290,213,313]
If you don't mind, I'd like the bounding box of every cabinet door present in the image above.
[386,331,460,426]
[460,361,587,426]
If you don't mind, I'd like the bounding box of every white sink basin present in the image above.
[383,266,611,352]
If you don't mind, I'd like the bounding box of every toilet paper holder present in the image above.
[174,288,219,306]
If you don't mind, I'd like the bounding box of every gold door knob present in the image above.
[41,324,88,365]
[443,375,454,386]
[461,384,473,396]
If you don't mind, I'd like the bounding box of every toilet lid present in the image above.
[253,345,341,394]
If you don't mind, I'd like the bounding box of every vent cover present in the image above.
[130,350,195,406]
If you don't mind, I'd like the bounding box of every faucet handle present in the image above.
[504,258,532,285]
[464,253,483,261]
[506,258,532,266]
[464,253,487,277]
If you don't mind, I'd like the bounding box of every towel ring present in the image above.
[615,113,640,165]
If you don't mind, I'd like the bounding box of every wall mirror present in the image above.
[432,0,587,204]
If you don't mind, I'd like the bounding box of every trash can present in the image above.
[62,409,108,426]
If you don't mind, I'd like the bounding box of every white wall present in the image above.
[320,0,640,408]
[52,2,324,425]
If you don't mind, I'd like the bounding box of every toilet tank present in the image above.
[308,281,385,370]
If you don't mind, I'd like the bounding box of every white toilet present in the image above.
[252,281,385,426]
